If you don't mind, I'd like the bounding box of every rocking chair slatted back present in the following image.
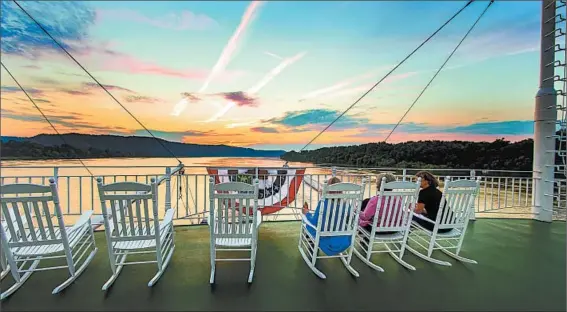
[0,179,68,247]
[209,178,259,239]
[96,178,159,240]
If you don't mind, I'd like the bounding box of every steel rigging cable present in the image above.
[12,0,182,165]
[383,0,494,143]
[1,61,95,177]
[294,0,475,153]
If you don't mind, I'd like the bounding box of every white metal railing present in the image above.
[0,165,548,225]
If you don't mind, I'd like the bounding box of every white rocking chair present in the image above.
[298,180,366,279]
[96,177,175,290]
[1,206,29,280]
[406,177,481,266]
[208,177,261,284]
[354,178,421,271]
[0,179,98,300]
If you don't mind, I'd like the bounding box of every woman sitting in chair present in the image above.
[413,171,451,233]
[301,177,352,256]
[358,173,401,235]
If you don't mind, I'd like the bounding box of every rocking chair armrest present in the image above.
[255,210,262,228]
[159,208,175,231]
[413,213,435,224]
[301,214,317,231]
[68,210,94,232]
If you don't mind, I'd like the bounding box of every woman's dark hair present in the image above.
[326,177,342,195]
[415,171,439,188]
[328,177,341,185]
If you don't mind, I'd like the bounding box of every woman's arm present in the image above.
[415,190,427,214]
[359,196,378,223]
[415,203,427,214]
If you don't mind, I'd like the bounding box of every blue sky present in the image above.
[0,0,546,150]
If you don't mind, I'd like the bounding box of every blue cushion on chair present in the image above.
[305,199,352,256]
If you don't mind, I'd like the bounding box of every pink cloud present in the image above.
[82,82,134,93]
[103,54,244,81]
[59,90,91,96]
[205,50,306,122]
[21,64,41,70]
[59,40,244,81]
[124,95,162,104]
[100,55,208,80]
[220,91,257,107]
[95,9,218,31]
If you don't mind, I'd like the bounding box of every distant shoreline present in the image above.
[0,133,544,171]
[1,134,286,160]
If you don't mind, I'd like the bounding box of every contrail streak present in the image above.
[171,1,264,116]
[321,71,418,99]
[264,51,283,60]
[198,1,263,93]
[206,51,307,122]
[299,66,392,101]
[248,51,306,94]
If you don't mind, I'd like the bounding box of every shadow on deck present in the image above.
[1,219,566,311]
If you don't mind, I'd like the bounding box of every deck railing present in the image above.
[2,164,559,224]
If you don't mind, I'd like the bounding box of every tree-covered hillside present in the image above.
[281,139,534,170]
[1,141,128,160]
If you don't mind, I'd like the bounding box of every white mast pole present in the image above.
[532,0,558,222]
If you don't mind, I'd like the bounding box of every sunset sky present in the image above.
[0,1,541,151]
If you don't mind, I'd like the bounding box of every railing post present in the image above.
[53,166,59,184]
[402,169,407,181]
[533,0,558,222]
[165,167,172,211]
[176,173,180,218]
[469,170,476,221]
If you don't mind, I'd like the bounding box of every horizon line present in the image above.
[0,132,535,152]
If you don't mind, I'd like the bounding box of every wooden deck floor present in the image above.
[1,219,566,311]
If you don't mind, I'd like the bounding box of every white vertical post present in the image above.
[533,0,558,222]
[165,167,172,211]
[402,169,407,181]
[469,170,476,221]
[175,173,180,217]
[53,166,59,184]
